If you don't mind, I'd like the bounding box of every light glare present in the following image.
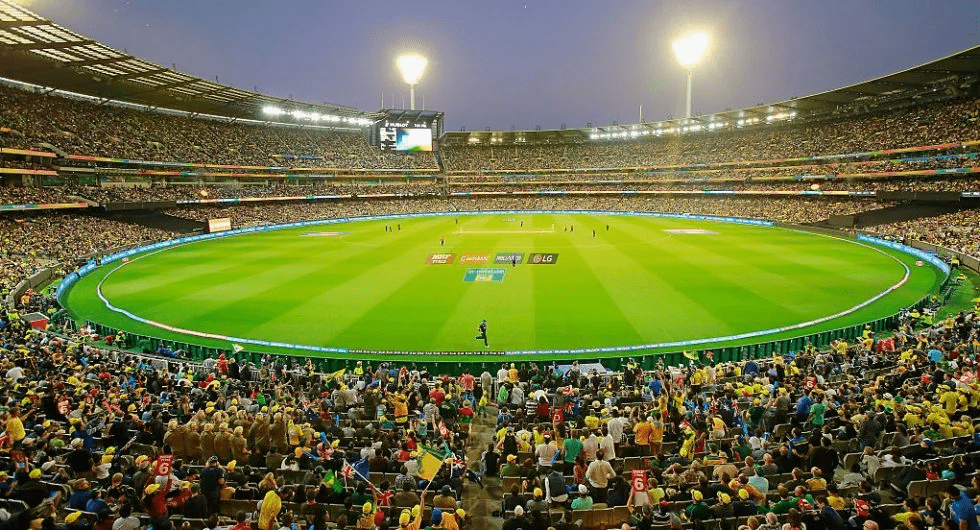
[397,54,428,85]
[672,33,709,67]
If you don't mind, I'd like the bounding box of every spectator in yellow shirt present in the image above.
[5,407,28,444]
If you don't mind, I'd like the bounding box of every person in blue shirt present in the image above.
[816,495,846,530]
[70,423,95,451]
[68,479,94,510]
[85,489,109,514]
[743,360,759,379]
[947,485,980,530]
[795,392,814,424]
[648,376,663,397]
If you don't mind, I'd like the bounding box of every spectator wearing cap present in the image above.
[225,460,245,486]
[502,505,529,530]
[734,489,758,516]
[571,484,593,510]
[526,487,548,516]
[500,454,521,477]
[713,492,735,518]
[67,479,93,510]
[65,438,94,476]
[200,456,224,515]
[442,508,465,530]
[142,482,169,530]
[433,485,457,510]
[684,490,713,521]
[63,511,87,530]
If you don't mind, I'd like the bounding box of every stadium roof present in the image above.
[0,0,977,140]
[444,44,980,145]
[0,0,380,122]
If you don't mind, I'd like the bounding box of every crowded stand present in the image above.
[160,196,889,228]
[0,86,436,170]
[865,209,980,258]
[75,184,442,205]
[0,186,87,206]
[3,48,980,530]
[441,98,980,171]
[0,263,978,530]
[0,214,177,292]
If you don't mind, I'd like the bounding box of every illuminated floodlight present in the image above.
[672,33,709,67]
[262,106,283,116]
[672,32,709,118]
[397,54,427,84]
[397,53,428,110]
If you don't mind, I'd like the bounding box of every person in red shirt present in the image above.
[216,354,229,374]
[229,511,251,530]
[142,478,172,530]
[459,371,475,402]
[429,383,446,407]
[459,401,475,425]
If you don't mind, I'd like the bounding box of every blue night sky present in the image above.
[24,0,980,131]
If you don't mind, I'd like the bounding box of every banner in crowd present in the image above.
[417,446,447,481]
[631,470,648,492]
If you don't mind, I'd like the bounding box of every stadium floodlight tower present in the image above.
[397,53,428,110]
[672,32,709,118]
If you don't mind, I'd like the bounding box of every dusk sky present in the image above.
[24,0,980,131]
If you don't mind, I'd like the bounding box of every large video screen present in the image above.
[380,127,432,151]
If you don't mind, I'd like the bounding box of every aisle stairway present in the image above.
[461,405,502,530]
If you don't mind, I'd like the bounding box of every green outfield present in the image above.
[63,213,945,357]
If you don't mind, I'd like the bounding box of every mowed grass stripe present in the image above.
[320,216,499,349]
[103,221,418,325]
[631,230,816,326]
[597,217,881,334]
[66,213,945,353]
[557,216,666,344]
[206,218,454,343]
[614,217,901,310]
[429,215,540,351]
[530,214,646,349]
[724,228,907,285]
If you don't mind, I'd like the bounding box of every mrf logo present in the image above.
[426,253,456,264]
[494,253,524,264]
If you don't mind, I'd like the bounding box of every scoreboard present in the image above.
[370,109,443,152]
[379,125,432,151]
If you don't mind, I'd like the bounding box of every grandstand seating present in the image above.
[3,42,980,530]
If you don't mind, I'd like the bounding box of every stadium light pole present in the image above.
[397,53,428,110]
[672,33,709,118]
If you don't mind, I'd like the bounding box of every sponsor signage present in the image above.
[426,253,456,264]
[463,268,506,282]
[494,252,524,264]
[527,252,559,264]
[207,218,232,233]
[459,253,490,264]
